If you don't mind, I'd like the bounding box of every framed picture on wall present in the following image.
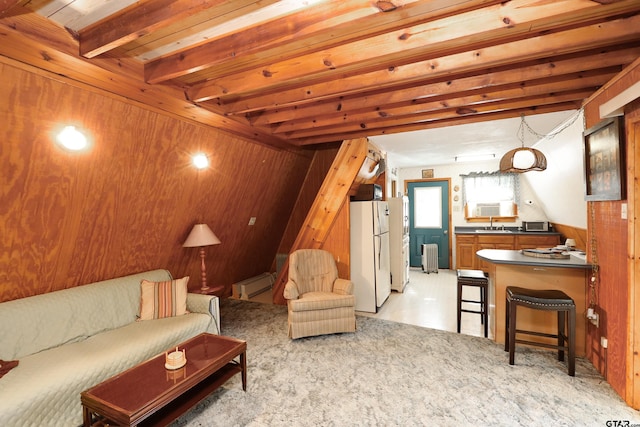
[421,169,434,178]
[583,116,625,201]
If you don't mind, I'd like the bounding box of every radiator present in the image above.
[233,273,275,300]
[421,243,439,274]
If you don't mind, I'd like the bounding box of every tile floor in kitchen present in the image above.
[246,267,492,339]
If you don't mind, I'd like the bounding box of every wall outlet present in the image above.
[587,307,599,327]
[601,337,608,348]
[622,203,628,219]
[248,217,256,226]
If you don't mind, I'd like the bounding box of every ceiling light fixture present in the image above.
[56,125,88,151]
[455,153,495,163]
[192,153,209,169]
[499,115,547,173]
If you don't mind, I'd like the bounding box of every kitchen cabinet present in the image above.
[476,235,515,271]
[456,235,476,270]
[515,235,561,249]
[455,232,561,272]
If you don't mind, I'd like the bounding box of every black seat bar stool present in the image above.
[505,286,576,376]
[456,269,489,338]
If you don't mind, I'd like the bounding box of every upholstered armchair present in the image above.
[284,249,356,339]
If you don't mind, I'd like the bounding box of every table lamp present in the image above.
[183,224,221,292]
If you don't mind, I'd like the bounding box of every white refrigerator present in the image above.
[350,200,391,313]
[388,196,410,292]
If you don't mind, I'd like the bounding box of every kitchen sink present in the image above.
[474,229,513,233]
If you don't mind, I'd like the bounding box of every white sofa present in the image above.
[0,269,220,427]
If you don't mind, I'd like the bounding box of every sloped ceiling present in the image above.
[1,0,639,157]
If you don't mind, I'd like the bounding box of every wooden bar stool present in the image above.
[456,269,489,338]
[505,286,576,376]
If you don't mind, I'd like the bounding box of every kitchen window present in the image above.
[461,172,520,222]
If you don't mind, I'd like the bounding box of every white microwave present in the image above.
[523,221,549,232]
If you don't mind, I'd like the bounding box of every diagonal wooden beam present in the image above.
[187,0,640,102]
[271,137,369,305]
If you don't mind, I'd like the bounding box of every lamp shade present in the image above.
[499,147,547,173]
[183,224,221,247]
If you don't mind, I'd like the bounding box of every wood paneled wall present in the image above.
[0,60,313,302]
[551,223,587,251]
[276,145,340,257]
[583,61,640,403]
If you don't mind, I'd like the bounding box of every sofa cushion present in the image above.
[139,276,189,320]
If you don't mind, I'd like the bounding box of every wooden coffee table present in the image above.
[81,333,246,426]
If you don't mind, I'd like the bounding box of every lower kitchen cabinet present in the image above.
[455,233,561,272]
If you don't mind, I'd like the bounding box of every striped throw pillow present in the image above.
[139,276,189,320]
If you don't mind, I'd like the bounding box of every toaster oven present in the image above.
[522,221,549,232]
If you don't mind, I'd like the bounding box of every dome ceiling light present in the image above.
[499,146,547,173]
[499,114,547,173]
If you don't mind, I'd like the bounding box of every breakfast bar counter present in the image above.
[476,249,593,356]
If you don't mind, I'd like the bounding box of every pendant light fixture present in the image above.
[499,114,547,173]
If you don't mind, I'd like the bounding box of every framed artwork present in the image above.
[421,169,434,178]
[583,116,625,201]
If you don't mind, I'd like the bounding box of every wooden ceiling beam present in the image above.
[211,14,640,114]
[79,0,235,58]
[144,0,391,83]
[270,70,616,134]
[145,0,501,84]
[247,47,640,126]
[9,0,640,147]
[117,0,280,59]
[291,103,580,146]
[270,82,605,137]
[281,90,592,140]
[187,0,639,102]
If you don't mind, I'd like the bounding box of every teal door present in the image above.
[408,180,450,268]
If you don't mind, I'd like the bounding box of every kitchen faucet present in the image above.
[489,216,493,230]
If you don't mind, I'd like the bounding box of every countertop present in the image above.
[454,227,561,236]
[476,249,592,269]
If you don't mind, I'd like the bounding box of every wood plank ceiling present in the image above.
[3,0,640,150]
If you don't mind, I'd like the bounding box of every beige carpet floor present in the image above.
[171,299,639,426]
